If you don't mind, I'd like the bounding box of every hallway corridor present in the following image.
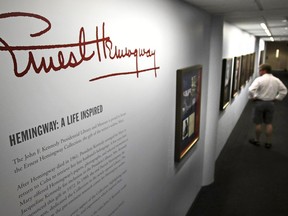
[187,71,288,216]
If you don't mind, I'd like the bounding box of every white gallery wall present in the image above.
[0,1,214,216]
[0,1,259,215]
[216,22,257,157]
[202,16,223,185]
[260,39,265,51]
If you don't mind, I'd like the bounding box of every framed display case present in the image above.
[175,65,202,162]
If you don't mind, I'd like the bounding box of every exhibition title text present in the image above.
[9,105,103,147]
[0,12,160,81]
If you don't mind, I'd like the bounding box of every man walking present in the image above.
[248,63,287,148]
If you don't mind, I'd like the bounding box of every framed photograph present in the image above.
[259,50,264,65]
[219,58,233,110]
[175,65,202,162]
[232,56,241,97]
[246,54,251,82]
[249,52,255,77]
[240,54,247,87]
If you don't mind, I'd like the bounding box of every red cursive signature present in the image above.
[0,12,160,81]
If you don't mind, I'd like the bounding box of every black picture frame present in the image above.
[220,58,233,110]
[232,56,241,97]
[249,52,255,78]
[240,54,247,88]
[259,50,264,65]
[175,65,202,162]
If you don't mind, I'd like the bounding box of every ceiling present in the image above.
[184,0,288,41]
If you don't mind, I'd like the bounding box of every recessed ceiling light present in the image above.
[282,19,287,23]
[260,23,268,30]
[260,23,272,37]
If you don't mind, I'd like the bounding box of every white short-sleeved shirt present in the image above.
[248,73,287,101]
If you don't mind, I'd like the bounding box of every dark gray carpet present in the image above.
[187,71,288,216]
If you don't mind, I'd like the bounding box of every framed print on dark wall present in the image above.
[232,56,241,97]
[175,65,202,162]
[219,58,233,110]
